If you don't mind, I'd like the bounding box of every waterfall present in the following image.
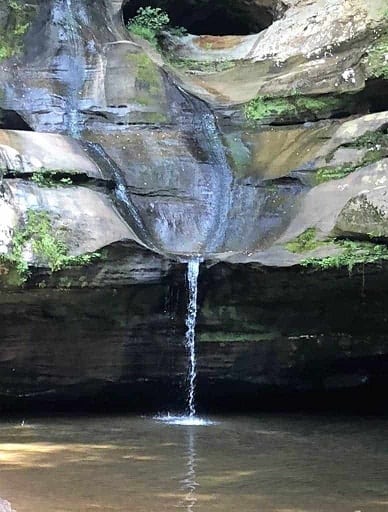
[86,142,156,250]
[156,257,214,425]
[63,0,84,138]
[185,258,200,417]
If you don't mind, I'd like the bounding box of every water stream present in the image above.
[63,0,85,137]
[185,258,200,417]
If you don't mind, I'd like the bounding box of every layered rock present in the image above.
[0,0,387,409]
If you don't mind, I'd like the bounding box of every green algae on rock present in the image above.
[244,94,354,124]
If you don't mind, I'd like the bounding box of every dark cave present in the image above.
[122,0,278,36]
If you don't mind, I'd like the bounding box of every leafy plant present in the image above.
[31,168,74,187]
[127,6,170,44]
[1,209,101,285]
[301,240,388,272]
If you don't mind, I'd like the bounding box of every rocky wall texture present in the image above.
[0,0,387,409]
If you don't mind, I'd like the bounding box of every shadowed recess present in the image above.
[122,0,282,36]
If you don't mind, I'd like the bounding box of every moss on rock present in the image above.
[244,94,353,124]
[285,228,324,253]
[366,31,388,80]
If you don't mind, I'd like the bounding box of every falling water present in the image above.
[185,258,200,417]
[63,0,84,138]
[156,258,215,426]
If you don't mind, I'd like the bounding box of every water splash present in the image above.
[185,258,200,417]
[154,413,214,426]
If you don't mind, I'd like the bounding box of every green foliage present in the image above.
[301,240,388,272]
[128,24,158,44]
[127,6,170,44]
[367,32,388,80]
[285,228,323,253]
[31,168,74,187]
[0,0,36,61]
[168,26,188,37]
[0,209,101,285]
[244,94,345,122]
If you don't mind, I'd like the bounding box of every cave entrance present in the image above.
[0,110,33,131]
[122,0,278,36]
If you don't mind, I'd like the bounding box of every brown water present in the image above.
[0,414,387,512]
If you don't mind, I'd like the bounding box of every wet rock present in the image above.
[0,179,141,262]
[0,130,112,180]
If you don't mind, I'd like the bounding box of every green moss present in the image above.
[347,129,388,150]
[0,209,101,285]
[129,53,164,98]
[301,240,388,272]
[315,130,387,183]
[285,228,324,253]
[169,57,236,73]
[0,0,36,61]
[316,164,358,183]
[244,94,347,123]
[198,332,278,342]
[367,31,388,80]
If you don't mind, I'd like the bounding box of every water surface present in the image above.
[0,414,387,511]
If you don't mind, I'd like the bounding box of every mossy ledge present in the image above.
[286,229,388,272]
[316,129,388,183]
[244,94,355,124]
[0,209,102,286]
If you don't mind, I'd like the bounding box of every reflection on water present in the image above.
[180,429,198,512]
[0,414,387,512]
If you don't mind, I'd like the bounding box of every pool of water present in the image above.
[0,413,387,511]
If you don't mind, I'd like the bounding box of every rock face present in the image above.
[0,0,387,410]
